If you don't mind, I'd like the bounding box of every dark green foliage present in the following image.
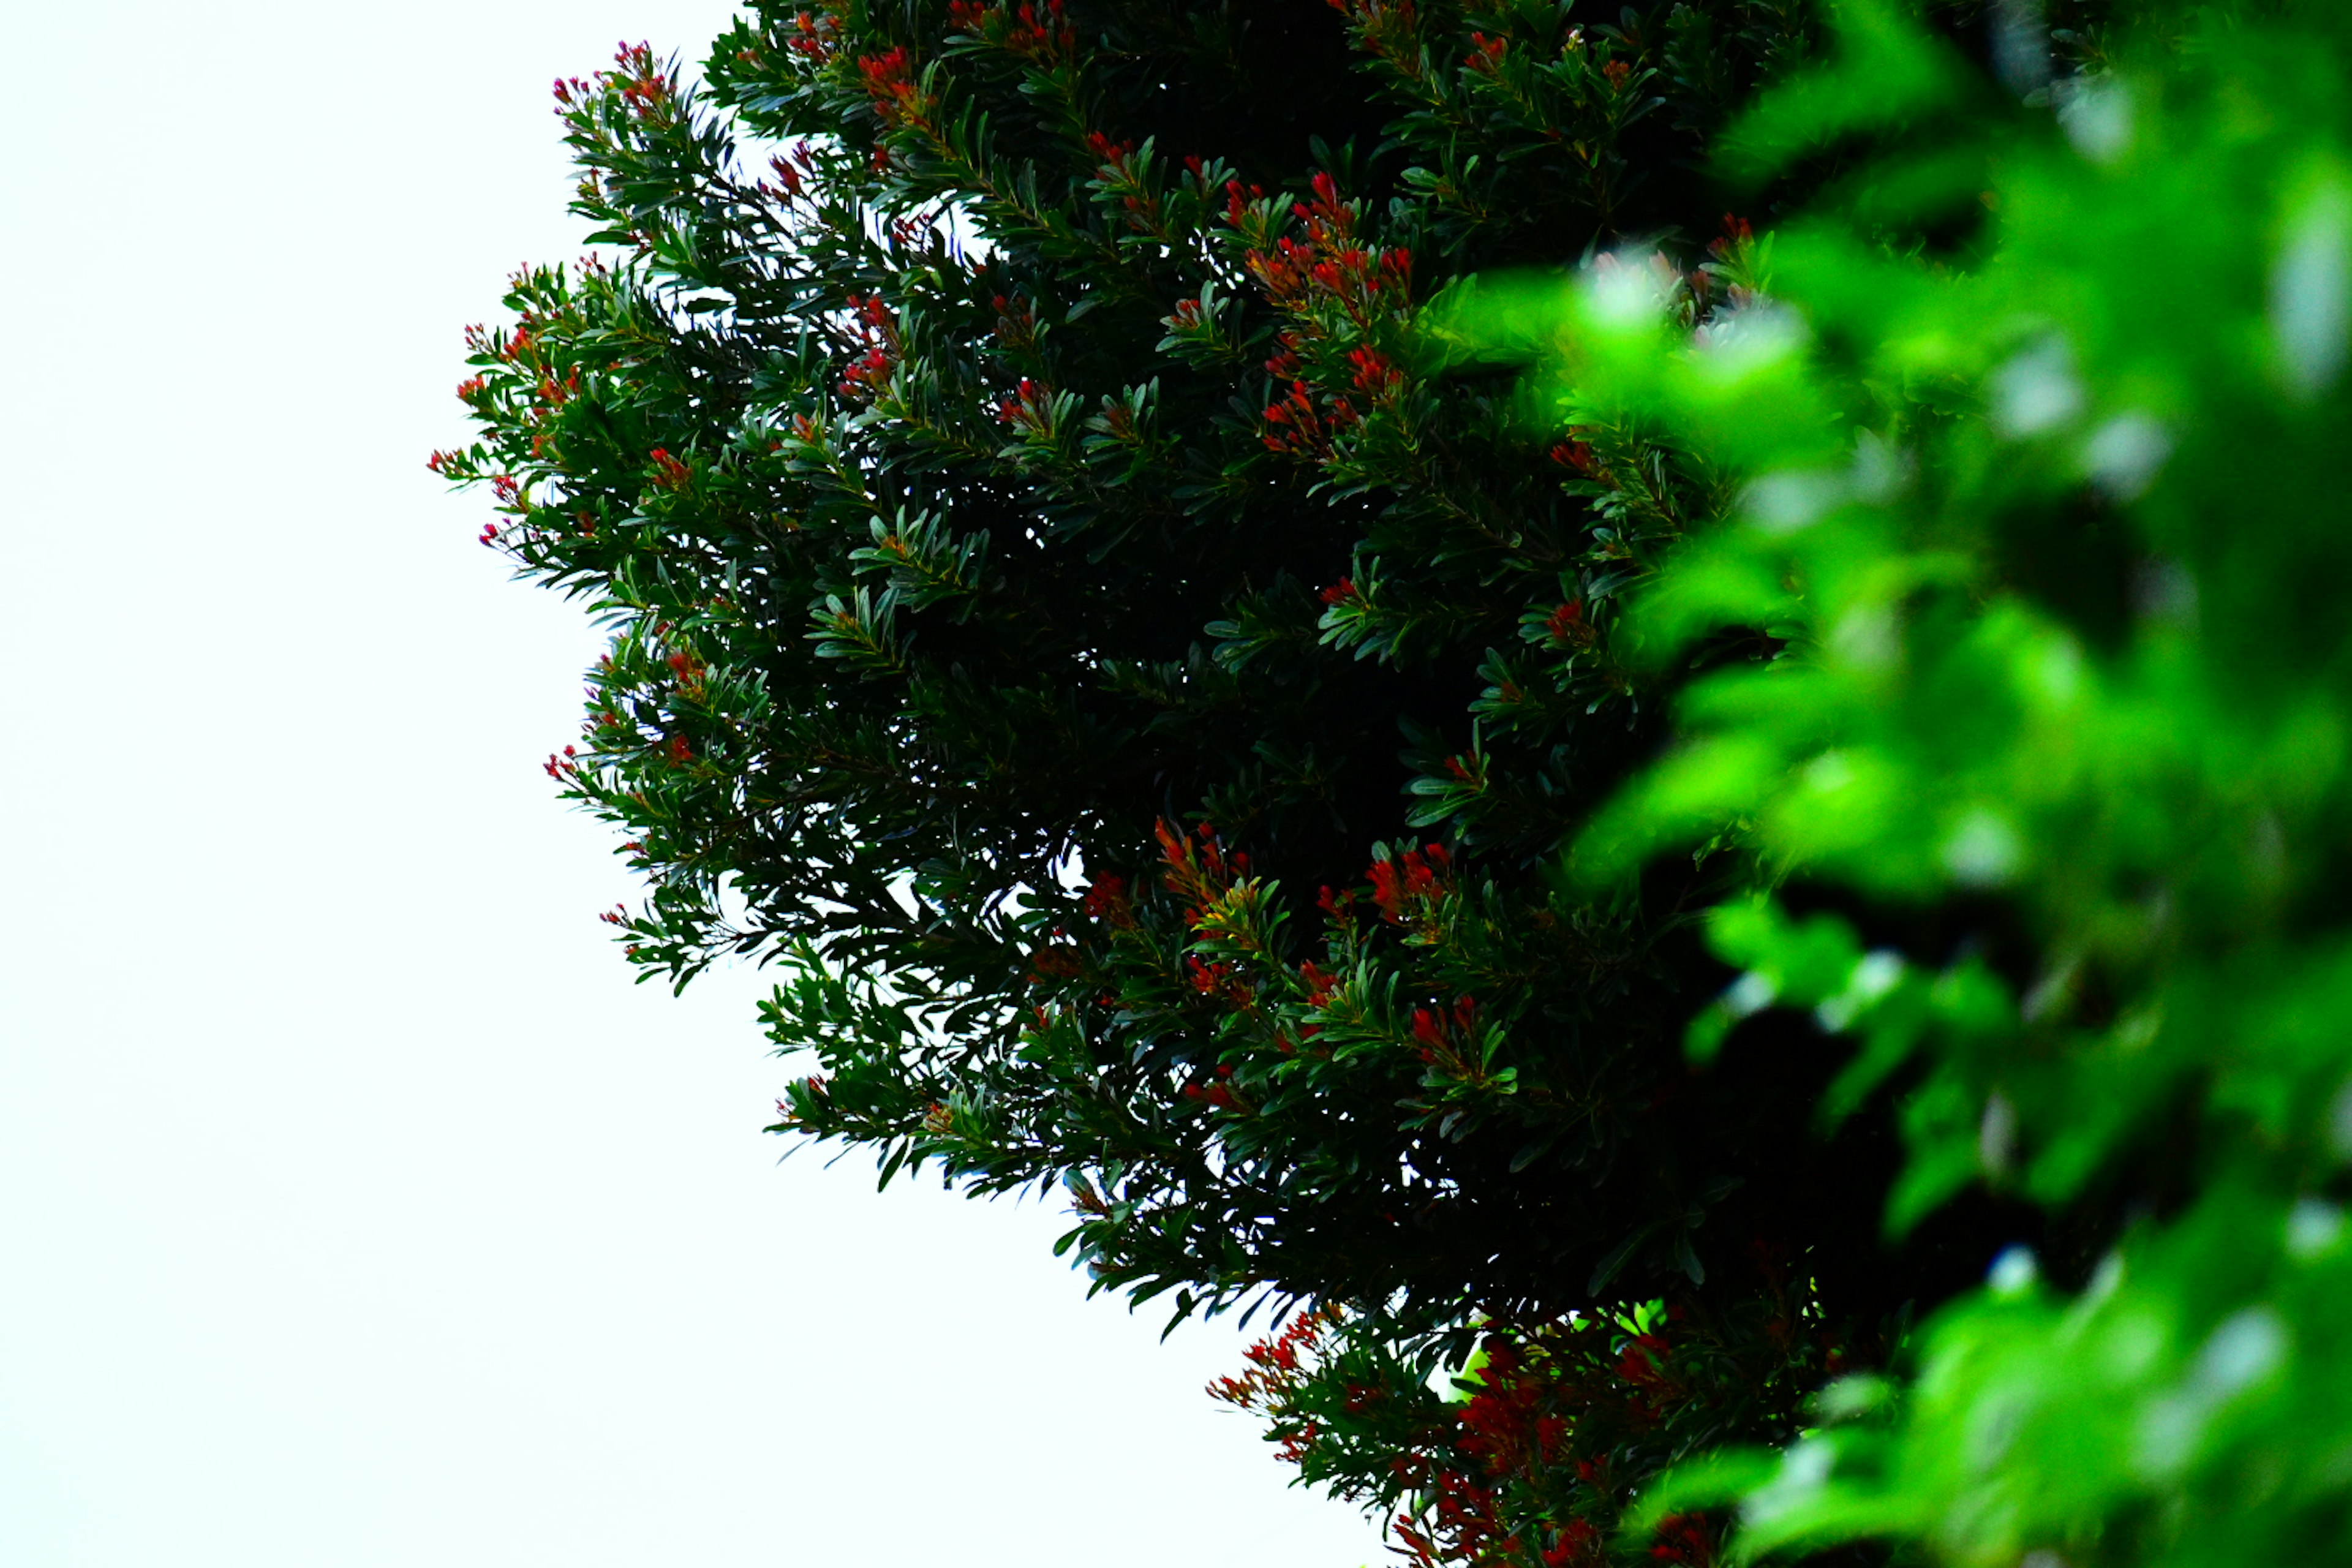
[421,1,2352,1563]
[435,0,1904,1348]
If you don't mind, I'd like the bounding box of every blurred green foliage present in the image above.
[1459,0,2352,1559]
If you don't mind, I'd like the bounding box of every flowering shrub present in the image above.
[435,1,1918,1327]
[416,1,2352,1564]
[1212,1294,1848,1567]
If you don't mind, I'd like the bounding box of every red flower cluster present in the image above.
[1392,1468,1509,1567]
[1548,438,1599,475]
[766,141,817,202]
[946,0,1072,60]
[1324,0,1423,65]
[1410,995,1480,1063]
[1222,177,1269,229]
[1085,130,1137,167]
[1186,955,1235,997]
[1263,377,1348,454]
[783,9,837,62]
[995,376,1050,429]
[529,367,579,416]
[1209,1307,1344,1424]
[1081,873,1135,928]
[1162,293,1216,344]
[1217,1295,1751,1568]
[1543,1518,1605,1568]
[1458,1338,1570,1477]
[1243,172,1413,325]
[1235,172,1417,454]
[1180,1062,1243,1109]
[837,293,899,399]
[1368,842,1451,921]
[991,292,1039,351]
[1246,1309,1327,1373]
[1081,132,1170,235]
[1348,344,1404,399]
[856,47,918,121]
[606,43,673,125]
[1155,818,1244,917]
[1699,214,1765,314]
[647,447,692,489]
[1547,1328,1684,1434]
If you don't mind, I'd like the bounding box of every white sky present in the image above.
[0,5,1386,1564]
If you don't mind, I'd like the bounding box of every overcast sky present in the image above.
[0,6,1385,1564]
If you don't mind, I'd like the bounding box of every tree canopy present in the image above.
[437,1,2352,1563]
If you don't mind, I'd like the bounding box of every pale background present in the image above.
[0,4,1387,1564]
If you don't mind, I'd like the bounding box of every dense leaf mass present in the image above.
[424,1,2352,1564]
[435,0,1904,1342]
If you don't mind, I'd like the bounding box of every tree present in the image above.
[428,1,2352,1563]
